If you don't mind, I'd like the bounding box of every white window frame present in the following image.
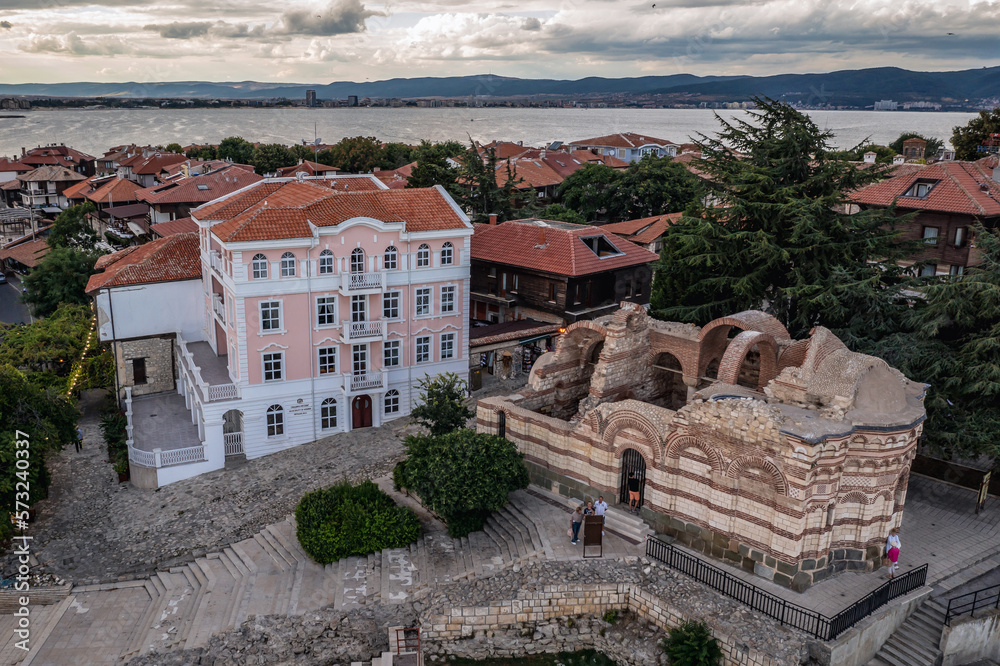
[415,336,431,364]
[262,351,284,382]
[383,291,400,320]
[280,251,296,277]
[440,332,455,360]
[266,404,284,437]
[440,285,456,314]
[318,249,334,275]
[318,346,337,375]
[384,246,398,270]
[415,287,432,317]
[384,340,400,367]
[321,398,338,430]
[384,389,400,415]
[350,248,365,273]
[440,242,454,266]
[251,253,268,279]
[416,243,430,268]
[316,296,337,327]
[260,300,282,333]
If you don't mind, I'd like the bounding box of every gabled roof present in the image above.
[497,157,564,190]
[601,213,682,245]
[851,160,1000,217]
[137,165,263,207]
[0,158,33,173]
[471,219,658,277]
[128,153,188,175]
[275,160,339,177]
[193,175,385,222]
[84,176,143,205]
[480,141,536,160]
[0,237,50,268]
[206,181,470,243]
[17,165,87,183]
[568,132,679,149]
[63,178,97,200]
[569,149,629,169]
[85,232,200,293]
[151,217,198,237]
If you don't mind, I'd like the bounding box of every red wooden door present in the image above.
[352,394,372,429]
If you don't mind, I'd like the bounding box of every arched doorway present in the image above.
[352,394,372,429]
[619,448,647,509]
[650,351,687,410]
[222,409,244,457]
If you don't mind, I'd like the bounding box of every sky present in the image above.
[0,0,997,84]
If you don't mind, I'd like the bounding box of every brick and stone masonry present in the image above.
[115,334,175,397]
[477,303,927,590]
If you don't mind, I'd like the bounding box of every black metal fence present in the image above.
[946,583,1000,625]
[645,536,928,641]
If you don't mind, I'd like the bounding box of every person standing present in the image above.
[628,473,641,513]
[75,426,83,453]
[584,501,595,516]
[571,506,583,545]
[885,528,901,578]
[594,496,608,535]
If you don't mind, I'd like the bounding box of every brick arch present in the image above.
[777,338,811,372]
[840,491,871,505]
[726,456,787,495]
[665,435,725,474]
[715,331,780,390]
[554,320,607,355]
[644,348,696,381]
[602,412,662,466]
[698,311,791,342]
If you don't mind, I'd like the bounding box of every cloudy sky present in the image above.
[0,0,996,84]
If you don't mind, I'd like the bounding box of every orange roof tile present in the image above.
[85,233,200,293]
[0,238,50,269]
[471,219,658,277]
[151,217,198,237]
[851,161,1000,217]
[569,132,678,149]
[601,213,682,245]
[193,176,383,222]
[137,165,263,206]
[275,160,339,177]
[85,177,143,205]
[129,153,188,175]
[63,178,96,200]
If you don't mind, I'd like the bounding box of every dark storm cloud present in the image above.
[521,17,541,31]
[0,21,12,29]
[278,0,379,36]
[143,21,212,39]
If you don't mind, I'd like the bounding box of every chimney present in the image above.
[20,147,25,157]
[540,150,547,160]
[489,213,498,225]
[537,226,546,246]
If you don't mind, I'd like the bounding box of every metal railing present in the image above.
[946,584,1000,626]
[645,537,928,641]
[223,432,245,457]
[342,318,385,342]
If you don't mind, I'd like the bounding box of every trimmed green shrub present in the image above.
[661,620,723,666]
[295,480,420,564]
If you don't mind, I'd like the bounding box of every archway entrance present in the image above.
[352,394,372,429]
[619,448,647,509]
[222,409,244,457]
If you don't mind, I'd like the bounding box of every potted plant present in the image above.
[113,452,130,483]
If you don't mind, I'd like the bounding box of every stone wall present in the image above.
[940,607,1000,666]
[115,335,175,397]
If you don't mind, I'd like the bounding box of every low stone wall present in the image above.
[0,585,71,612]
[940,607,1000,666]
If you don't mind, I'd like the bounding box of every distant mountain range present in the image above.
[1,66,998,106]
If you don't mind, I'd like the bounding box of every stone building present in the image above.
[477,304,926,590]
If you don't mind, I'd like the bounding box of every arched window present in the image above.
[416,243,430,268]
[318,249,334,275]
[383,246,398,270]
[350,248,365,274]
[826,503,836,528]
[384,389,400,415]
[266,404,284,437]
[440,241,454,266]
[251,253,268,279]
[321,398,337,430]
[280,252,296,277]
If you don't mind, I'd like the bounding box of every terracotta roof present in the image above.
[207,181,470,243]
[568,132,678,149]
[104,203,150,219]
[23,145,94,161]
[851,161,1000,217]
[0,159,33,173]
[480,141,536,160]
[0,238,50,268]
[85,177,143,205]
[497,157,564,190]
[569,150,629,169]
[137,165,263,207]
[62,178,96,200]
[193,176,385,222]
[151,217,198,237]
[601,213,682,245]
[17,166,87,183]
[128,153,187,175]
[85,232,201,293]
[1,179,22,191]
[275,160,339,177]
[469,319,563,347]
[471,219,658,277]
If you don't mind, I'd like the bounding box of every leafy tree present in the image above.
[0,303,92,376]
[217,136,256,164]
[457,142,524,223]
[407,142,460,196]
[826,142,896,163]
[378,142,415,170]
[649,98,912,338]
[47,202,98,250]
[289,144,316,161]
[394,428,530,537]
[888,132,944,159]
[22,248,99,317]
[164,142,184,154]
[409,372,473,437]
[557,163,626,223]
[538,203,586,225]
[323,136,383,173]
[186,145,217,160]
[952,107,1000,161]
[618,154,702,220]
[251,143,297,175]
[660,620,723,666]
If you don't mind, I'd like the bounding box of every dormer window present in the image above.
[904,179,938,198]
[580,235,624,258]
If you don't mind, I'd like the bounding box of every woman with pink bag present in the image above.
[885,528,901,578]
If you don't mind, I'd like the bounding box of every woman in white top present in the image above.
[885,528,901,578]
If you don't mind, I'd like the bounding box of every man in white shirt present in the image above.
[594,496,608,535]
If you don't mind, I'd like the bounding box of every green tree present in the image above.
[660,620,723,666]
[251,143,297,175]
[538,203,586,225]
[22,248,99,317]
[289,144,315,161]
[557,163,626,223]
[826,142,896,163]
[0,303,92,376]
[888,132,944,159]
[648,98,911,338]
[618,154,702,220]
[952,108,1000,161]
[378,142,415,170]
[394,428,530,537]
[324,136,383,173]
[409,372,473,437]
[47,202,98,250]
[457,143,523,223]
[186,145,217,160]
[217,136,256,164]
[406,141,460,196]
[164,142,184,154]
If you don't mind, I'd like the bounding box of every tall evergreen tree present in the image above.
[457,142,523,223]
[649,98,913,338]
[407,141,460,196]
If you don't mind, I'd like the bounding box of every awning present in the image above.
[127,221,146,236]
[105,203,149,219]
[42,207,61,213]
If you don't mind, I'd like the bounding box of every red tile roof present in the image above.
[128,153,187,175]
[601,213,682,245]
[469,319,563,347]
[204,180,469,243]
[569,132,678,149]
[137,165,263,207]
[151,217,198,237]
[62,178,95,200]
[85,232,201,293]
[193,176,384,222]
[851,161,1000,217]
[275,160,339,177]
[471,219,658,277]
[18,165,87,183]
[0,238,50,269]
[569,150,629,169]
[480,141,536,160]
[85,177,143,205]
[0,158,33,173]
[497,157,564,190]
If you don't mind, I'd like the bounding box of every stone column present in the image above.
[683,375,699,401]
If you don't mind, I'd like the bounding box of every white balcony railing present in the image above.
[208,383,239,402]
[346,271,385,292]
[176,336,240,403]
[159,446,208,467]
[342,318,385,342]
[212,293,226,324]
[124,386,208,469]
[209,250,226,276]
[224,432,244,456]
[349,371,386,392]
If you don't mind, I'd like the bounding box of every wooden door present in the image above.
[352,394,372,429]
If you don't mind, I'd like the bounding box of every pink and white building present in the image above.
[90,175,473,488]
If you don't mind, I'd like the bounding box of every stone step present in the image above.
[135,570,196,656]
[509,493,554,558]
[339,556,368,609]
[882,639,936,666]
[482,521,513,564]
[491,509,529,560]
[265,523,304,566]
[217,548,242,579]
[274,519,311,561]
[291,556,334,614]
[229,540,260,574]
[254,532,294,571]
[121,580,164,659]
[504,498,543,555]
[14,594,76,666]
[382,547,417,604]
[227,561,254,629]
[468,530,501,578]
[185,556,239,649]
[163,566,204,652]
[367,552,380,604]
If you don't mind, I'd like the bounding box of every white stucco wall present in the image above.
[95,279,204,343]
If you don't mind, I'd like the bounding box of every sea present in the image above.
[0,107,978,159]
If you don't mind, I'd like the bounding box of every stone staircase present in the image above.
[866,598,946,666]
[16,490,546,664]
